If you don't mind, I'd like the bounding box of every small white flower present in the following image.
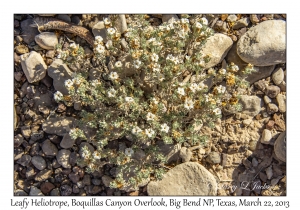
[133,60,141,69]
[82,150,90,159]
[103,17,111,25]
[197,82,206,91]
[109,72,119,80]
[54,91,63,102]
[178,30,187,38]
[219,68,227,75]
[184,98,194,110]
[160,123,169,133]
[69,43,78,50]
[72,77,81,85]
[95,45,105,54]
[125,148,134,157]
[177,87,185,96]
[125,97,134,103]
[131,126,142,135]
[200,17,208,25]
[64,79,73,88]
[185,55,190,60]
[107,28,116,35]
[107,88,117,98]
[90,80,100,87]
[93,151,101,159]
[181,18,189,24]
[115,61,122,68]
[148,37,156,43]
[152,63,161,72]
[105,40,113,49]
[152,98,159,104]
[150,53,159,62]
[215,85,226,94]
[166,54,174,61]
[157,73,165,82]
[195,22,203,29]
[145,128,155,138]
[146,112,156,121]
[213,108,222,115]
[95,36,103,43]
[189,83,198,93]
[199,60,206,67]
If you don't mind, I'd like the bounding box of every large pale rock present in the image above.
[47,59,73,95]
[42,117,75,136]
[147,162,217,195]
[21,51,47,83]
[239,95,262,117]
[237,20,286,66]
[201,33,233,69]
[35,32,58,50]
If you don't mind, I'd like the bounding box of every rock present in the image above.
[57,14,71,22]
[72,16,82,25]
[17,154,31,167]
[263,95,272,104]
[42,117,75,136]
[265,166,273,180]
[266,120,275,130]
[147,162,217,195]
[227,15,237,22]
[20,51,47,83]
[267,103,279,114]
[272,68,284,85]
[30,131,44,142]
[56,149,71,168]
[232,18,250,30]
[260,129,272,144]
[29,186,44,196]
[35,32,58,50]
[40,182,55,194]
[21,19,39,44]
[92,179,101,185]
[35,169,52,182]
[206,152,221,164]
[60,133,76,149]
[157,141,181,163]
[92,21,107,43]
[15,45,29,54]
[114,15,127,34]
[162,14,179,23]
[237,20,286,66]
[250,15,260,24]
[69,172,80,183]
[60,185,72,196]
[14,134,24,147]
[31,156,46,170]
[82,174,91,186]
[265,85,280,98]
[274,131,286,162]
[276,94,286,113]
[14,189,28,196]
[179,147,193,162]
[42,139,58,156]
[50,188,60,196]
[102,175,113,187]
[239,95,261,117]
[200,33,233,69]
[47,59,73,95]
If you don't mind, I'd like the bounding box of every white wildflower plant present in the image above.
[55,14,253,190]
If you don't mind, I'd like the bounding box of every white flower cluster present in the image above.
[94,35,106,54]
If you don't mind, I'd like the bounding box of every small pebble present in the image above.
[260,129,272,144]
[272,68,284,85]
[265,85,280,98]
